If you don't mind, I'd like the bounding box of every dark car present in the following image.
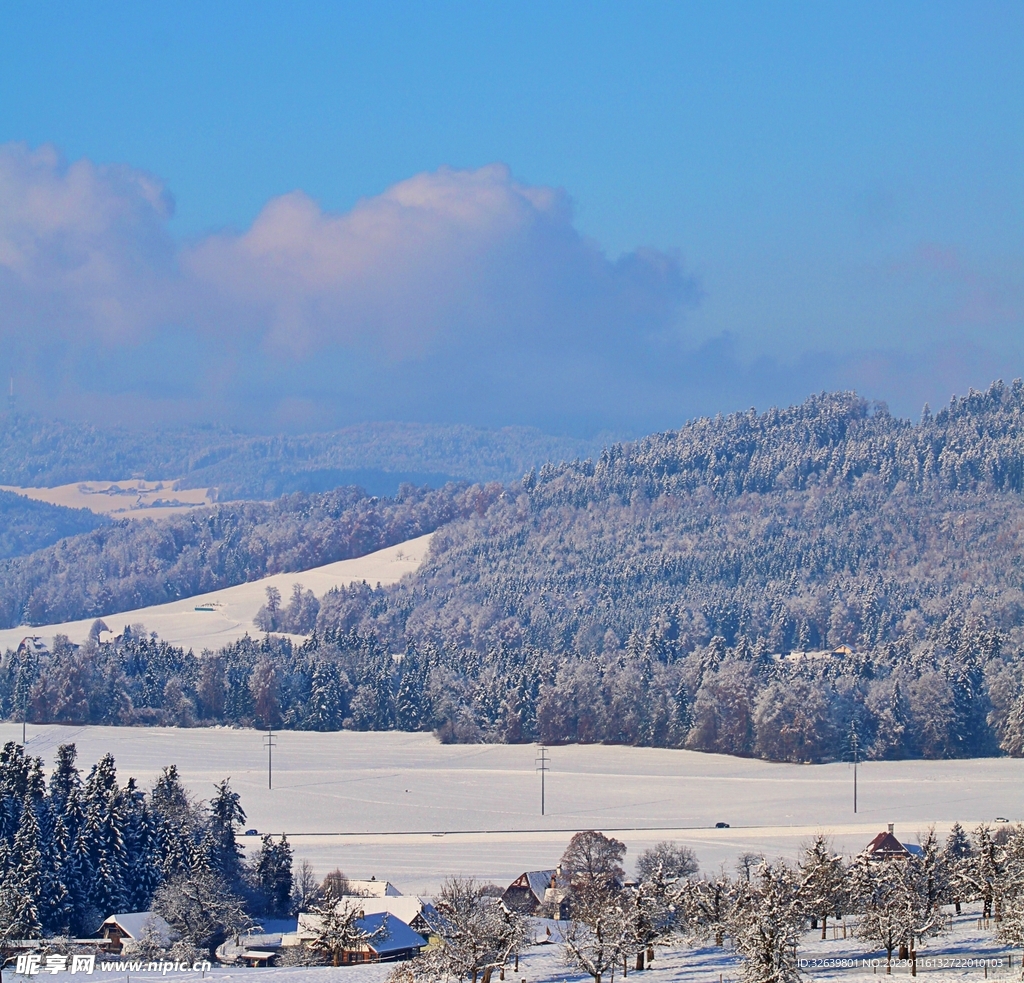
[244,828,260,836]
[715,822,730,828]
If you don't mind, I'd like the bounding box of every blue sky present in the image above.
[1,2,1022,435]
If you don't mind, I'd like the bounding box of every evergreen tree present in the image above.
[207,779,246,887]
[306,662,344,731]
[395,656,424,731]
[6,793,43,938]
[944,822,973,913]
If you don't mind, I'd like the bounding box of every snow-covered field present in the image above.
[0,534,433,654]
[2,723,1020,897]
[0,478,216,521]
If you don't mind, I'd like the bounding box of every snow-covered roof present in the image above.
[863,829,911,859]
[329,895,433,928]
[358,913,426,955]
[504,869,566,902]
[99,912,173,945]
[526,870,558,900]
[346,878,403,897]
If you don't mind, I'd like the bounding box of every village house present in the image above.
[285,911,426,964]
[501,868,570,917]
[96,912,175,954]
[862,824,923,860]
[344,877,403,898]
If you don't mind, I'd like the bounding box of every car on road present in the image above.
[715,821,730,828]
[244,828,260,836]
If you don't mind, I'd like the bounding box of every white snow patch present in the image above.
[0,478,217,520]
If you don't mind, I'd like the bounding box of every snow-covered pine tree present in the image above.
[207,778,246,888]
[943,822,973,914]
[4,792,43,939]
[122,778,161,912]
[307,897,382,967]
[307,661,345,730]
[251,834,294,916]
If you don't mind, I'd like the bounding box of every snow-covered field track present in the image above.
[1,725,1021,896]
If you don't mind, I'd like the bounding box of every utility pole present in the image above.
[535,745,549,816]
[264,729,276,790]
[850,725,859,814]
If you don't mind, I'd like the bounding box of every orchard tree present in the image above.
[797,834,847,939]
[561,830,627,903]
[153,868,250,958]
[850,857,905,975]
[681,872,735,947]
[730,861,803,983]
[635,842,699,885]
[429,877,526,983]
[561,888,631,983]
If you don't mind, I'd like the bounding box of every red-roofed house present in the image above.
[863,824,914,860]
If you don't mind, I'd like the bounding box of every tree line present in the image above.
[0,411,595,497]
[0,741,291,956]
[2,612,1021,763]
[0,491,107,562]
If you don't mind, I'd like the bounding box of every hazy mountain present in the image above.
[0,413,607,497]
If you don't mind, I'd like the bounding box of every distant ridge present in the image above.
[0,414,608,497]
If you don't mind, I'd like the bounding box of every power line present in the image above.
[535,745,549,816]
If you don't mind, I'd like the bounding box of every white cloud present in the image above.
[184,163,691,361]
[0,146,698,429]
[0,142,175,346]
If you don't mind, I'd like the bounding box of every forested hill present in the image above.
[526,382,1024,501]
[0,491,110,560]
[300,382,1024,760]
[324,383,1024,654]
[8,383,1024,763]
[0,483,502,629]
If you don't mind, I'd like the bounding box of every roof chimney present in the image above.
[888,823,894,834]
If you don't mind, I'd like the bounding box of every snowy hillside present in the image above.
[0,534,432,653]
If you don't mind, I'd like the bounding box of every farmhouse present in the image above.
[501,868,570,916]
[96,912,174,953]
[862,824,922,860]
[287,911,426,964]
[16,636,49,659]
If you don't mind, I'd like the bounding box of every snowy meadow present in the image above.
[2,724,1020,892]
